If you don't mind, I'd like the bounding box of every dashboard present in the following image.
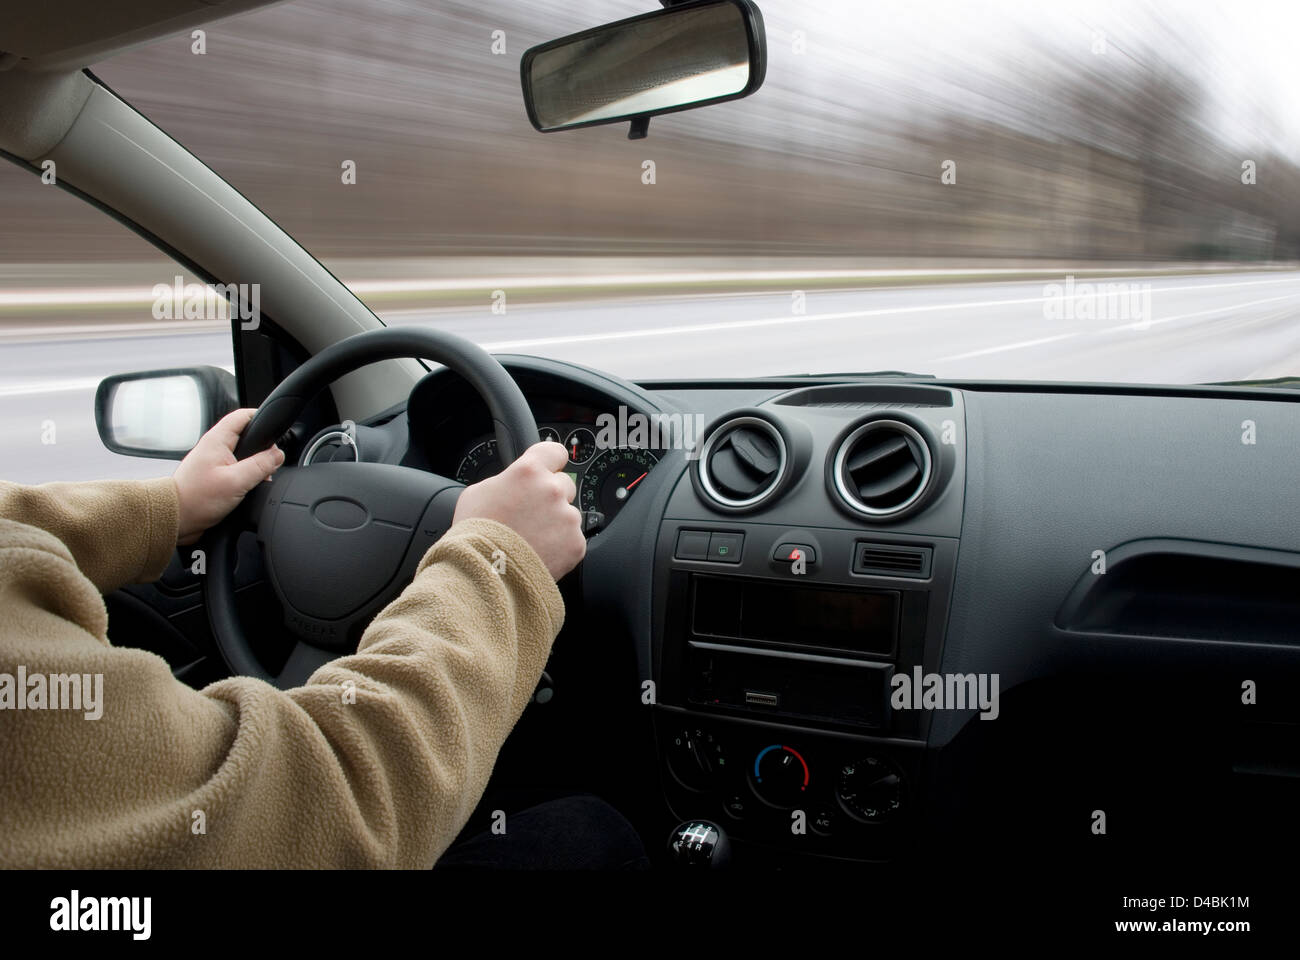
[450,422,660,533]
[300,361,668,536]
[298,354,1300,870]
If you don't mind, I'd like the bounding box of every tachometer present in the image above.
[456,427,566,483]
[579,447,659,527]
[455,439,500,484]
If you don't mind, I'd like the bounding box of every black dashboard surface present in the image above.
[336,358,1300,865]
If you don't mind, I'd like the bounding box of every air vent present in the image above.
[853,542,933,578]
[832,419,933,518]
[698,416,788,509]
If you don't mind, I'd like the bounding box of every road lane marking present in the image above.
[1099,293,1300,332]
[0,378,105,397]
[0,320,227,340]
[934,333,1080,362]
[5,276,1300,381]
[478,275,1300,351]
[0,366,236,399]
[930,293,1300,362]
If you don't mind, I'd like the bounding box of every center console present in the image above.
[650,384,965,860]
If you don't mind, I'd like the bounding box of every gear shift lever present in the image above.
[668,820,731,869]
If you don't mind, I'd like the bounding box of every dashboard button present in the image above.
[707,533,743,563]
[811,808,836,836]
[773,543,816,565]
[675,530,711,560]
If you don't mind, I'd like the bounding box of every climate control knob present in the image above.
[751,744,810,808]
[836,756,904,822]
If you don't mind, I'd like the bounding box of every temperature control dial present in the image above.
[750,744,810,809]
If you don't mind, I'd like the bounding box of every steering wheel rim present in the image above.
[202,327,538,687]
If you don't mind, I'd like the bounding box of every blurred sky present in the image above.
[733,0,1300,154]
[103,0,1300,159]
[7,0,1300,263]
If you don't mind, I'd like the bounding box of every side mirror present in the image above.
[95,366,238,460]
[521,0,766,138]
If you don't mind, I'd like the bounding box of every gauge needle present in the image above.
[618,471,648,500]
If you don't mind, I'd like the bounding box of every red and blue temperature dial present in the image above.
[751,744,810,808]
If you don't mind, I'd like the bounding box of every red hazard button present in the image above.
[774,543,816,565]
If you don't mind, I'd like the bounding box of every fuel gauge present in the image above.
[564,427,597,464]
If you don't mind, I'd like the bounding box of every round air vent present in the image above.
[300,428,359,466]
[697,416,788,509]
[831,418,933,518]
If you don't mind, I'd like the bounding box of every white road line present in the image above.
[930,293,1300,362]
[480,275,1300,351]
[934,333,1080,362]
[1100,293,1300,332]
[5,276,1300,376]
[0,378,104,397]
[0,320,227,339]
[0,366,237,399]
[7,274,1293,346]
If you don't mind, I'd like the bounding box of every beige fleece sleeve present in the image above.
[0,477,180,592]
[0,478,564,869]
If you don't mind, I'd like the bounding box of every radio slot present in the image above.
[687,641,892,728]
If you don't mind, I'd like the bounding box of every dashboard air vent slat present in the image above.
[832,419,933,519]
[852,456,922,504]
[853,543,933,578]
[710,427,780,499]
[698,416,788,510]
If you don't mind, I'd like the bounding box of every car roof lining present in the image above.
[0,0,288,72]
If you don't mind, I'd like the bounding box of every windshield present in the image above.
[6,0,1300,384]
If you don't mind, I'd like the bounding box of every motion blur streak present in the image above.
[2,0,1298,263]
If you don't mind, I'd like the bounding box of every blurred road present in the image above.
[6,269,1300,484]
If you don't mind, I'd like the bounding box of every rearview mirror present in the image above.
[95,366,237,459]
[521,0,766,138]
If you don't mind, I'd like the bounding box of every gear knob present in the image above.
[668,820,731,869]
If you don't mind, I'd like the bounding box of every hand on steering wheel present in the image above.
[452,440,585,580]
[202,327,553,687]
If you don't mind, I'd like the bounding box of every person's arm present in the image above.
[0,419,586,868]
[0,476,180,594]
[0,408,283,594]
[0,514,565,867]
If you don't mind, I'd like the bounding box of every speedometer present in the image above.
[579,447,659,527]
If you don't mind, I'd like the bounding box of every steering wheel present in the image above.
[202,327,538,688]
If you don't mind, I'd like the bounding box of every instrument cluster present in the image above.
[455,424,659,534]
